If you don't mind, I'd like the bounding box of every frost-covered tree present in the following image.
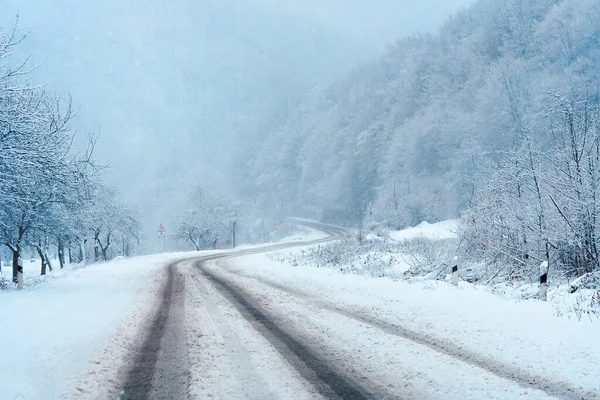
[86,185,140,262]
[462,92,600,279]
[0,89,85,281]
[1,18,136,283]
[231,0,600,235]
[175,184,237,250]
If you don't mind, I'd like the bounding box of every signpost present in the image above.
[157,224,166,252]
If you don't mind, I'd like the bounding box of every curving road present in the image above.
[119,222,380,400]
[117,222,596,400]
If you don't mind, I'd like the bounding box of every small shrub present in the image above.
[399,237,457,277]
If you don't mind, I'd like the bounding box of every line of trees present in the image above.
[463,93,600,278]
[230,0,600,279]
[173,183,293,251]
[1,19,139,284]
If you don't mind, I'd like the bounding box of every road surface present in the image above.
[108,222,595,400]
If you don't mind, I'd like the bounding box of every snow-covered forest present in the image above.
[1,20,140,283]
[233,0,600,279]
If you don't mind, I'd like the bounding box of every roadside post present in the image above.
[451,256,458,286]
[157,224,166,252]
[539,261,548,301]
[17,256,23,290]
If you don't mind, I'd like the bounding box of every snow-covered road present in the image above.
[2,222,599,399]
[112,222,600,399]
[216,255,600,400]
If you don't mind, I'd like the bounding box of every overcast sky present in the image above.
[1,0,475,155]
[0,0,474,242]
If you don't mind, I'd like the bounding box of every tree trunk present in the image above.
[45,249,53,272]
[232,221,237,248]
[190,235,201,251]
[8,225,25,283]
[101,233,111,261]
[36,244,47,276]
[11,245,20,283]
[80,239,87,265]
[58,238,65,269]
[68,247,73,264]
[94,229,100,262]
[213,239,217,249]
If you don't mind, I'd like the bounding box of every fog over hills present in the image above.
[0,0,472,246]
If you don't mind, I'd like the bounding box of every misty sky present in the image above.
[0,0,473,245]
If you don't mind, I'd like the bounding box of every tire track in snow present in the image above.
[218,265,600,400]
[197,260,387,400]
[185,266,322,399]
[118,221,345,399]
[120,263,189,400]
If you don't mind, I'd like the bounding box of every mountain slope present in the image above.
[240,0,600,230]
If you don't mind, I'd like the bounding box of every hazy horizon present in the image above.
[1,0,474,249]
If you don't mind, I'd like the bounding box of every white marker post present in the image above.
[539,261,548,301]
[451,256,459,286]
[17,256,23,290]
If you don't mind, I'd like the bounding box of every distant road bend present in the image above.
[118,221,597,400]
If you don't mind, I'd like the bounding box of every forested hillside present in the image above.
[240,0,597,223]
[235,0,600,275]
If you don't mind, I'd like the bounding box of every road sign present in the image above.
[157,224,166,252]
[272,225,278,231]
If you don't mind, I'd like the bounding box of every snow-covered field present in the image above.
[0,253,183,399]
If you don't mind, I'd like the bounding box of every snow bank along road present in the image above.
[88,221,597,400]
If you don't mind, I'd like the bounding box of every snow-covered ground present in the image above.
[2,223,598,399]
[275,220,460,279]
[0,257,73,287]
[0,225,329,400]
[225,250,600,398]
[0,253,183,399]
[388,219,459,241]
[282,220,600,321]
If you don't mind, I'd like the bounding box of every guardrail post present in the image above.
[539,261,548,301]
